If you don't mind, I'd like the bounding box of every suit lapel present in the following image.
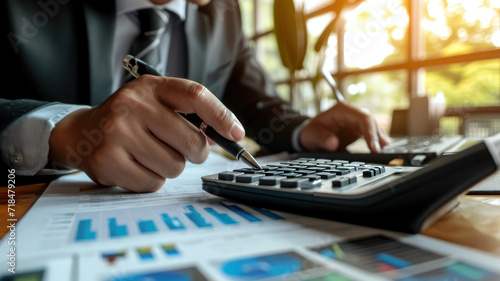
[185,3,211,84]
[83,0,116,105]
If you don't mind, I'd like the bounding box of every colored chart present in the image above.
[397,261,500,281]
[72,200,284,242]
[311,235,444,273]
[106,266,208,281]
[220,251,320,280]
[75,219,96,241]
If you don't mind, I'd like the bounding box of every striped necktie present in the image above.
[128,8,170,73]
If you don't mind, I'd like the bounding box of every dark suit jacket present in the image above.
[1,0,308,171]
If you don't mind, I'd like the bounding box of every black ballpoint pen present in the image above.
[123,55,262,170]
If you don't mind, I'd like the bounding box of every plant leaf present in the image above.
[295,3,308,70]
[274,0,298,70]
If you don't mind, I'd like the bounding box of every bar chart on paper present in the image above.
[71,200,286,243]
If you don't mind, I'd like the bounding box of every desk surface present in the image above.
[1,172,500,256]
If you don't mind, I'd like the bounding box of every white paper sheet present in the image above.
[1,152,499,281]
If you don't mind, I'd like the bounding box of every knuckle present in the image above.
[137,74,157,87]
[189,143,210,164]
[186,131,207,153]
[111,89,141,112]
[215,106,230,124]
[90,147,115,170]
[144,178,165,193]
[165,156,186,178]
[186,82,206,100]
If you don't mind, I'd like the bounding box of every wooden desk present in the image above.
[1,174,500,256]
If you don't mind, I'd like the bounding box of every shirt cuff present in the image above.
[0,104,90,176]
[291,119,311,152]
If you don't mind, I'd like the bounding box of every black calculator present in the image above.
[202,139,499,233]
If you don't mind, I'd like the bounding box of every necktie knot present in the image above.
[137,8,169,37]
[125,8,186,82]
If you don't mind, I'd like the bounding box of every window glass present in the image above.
[343,71,408,132]
[422,0,500,58]
[343,0,409,69]
[424,59,500,106]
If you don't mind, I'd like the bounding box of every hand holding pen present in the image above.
[48,56,253,193]
[123,55,262,170]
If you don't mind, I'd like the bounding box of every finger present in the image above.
[145,76,245,142]
[144,103,210,164]
[88,147,165,193]
[377,125,391,147]
[300,121,340,151]
[357,114,381,153]
[207,137,216,146]
[129,129,188,179]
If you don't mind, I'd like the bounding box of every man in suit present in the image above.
[1,0,390,192]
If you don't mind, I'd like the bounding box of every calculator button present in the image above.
[234,168,263,174]
[260,166,278,171]
[235,174,265,183]
[288,165,307,169]
[363,170,375,177]
[263,171,284,176]
[218,171,241,181]
[332,177,350,187]
[324,169,349,175]
[281,173,301,178]
[316,172,336,179]
[337,166,355,173]
[342,164,358,170]
[295,170,315,175]
[277,168,296,173]
[301,179,322,189]
[280,178,308,188]
[259,176,286,186]
[348,176,357,184]
[268,164,288,168]
[302,174,321,181]
[306,167,326,172]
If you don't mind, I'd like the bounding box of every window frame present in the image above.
[247,0,500,131]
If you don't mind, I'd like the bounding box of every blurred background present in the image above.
[237,0,500,139]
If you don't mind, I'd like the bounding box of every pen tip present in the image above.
[240,151,262,170]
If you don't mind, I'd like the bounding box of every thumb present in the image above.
[300,122,340,152]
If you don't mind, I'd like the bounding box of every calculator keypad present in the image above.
[215,157,397,195]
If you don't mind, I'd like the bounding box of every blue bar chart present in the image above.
[109,218,128,238]
[73,200,285,242]
[204,207,238,225]
[75,219,96,241]
[138,220,157,234]
[184,205,212,228]
[160,213,185,230]
[218,202,263,222]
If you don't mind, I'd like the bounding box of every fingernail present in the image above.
[230,122,245,141]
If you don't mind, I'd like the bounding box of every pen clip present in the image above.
[123,55,140,78]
